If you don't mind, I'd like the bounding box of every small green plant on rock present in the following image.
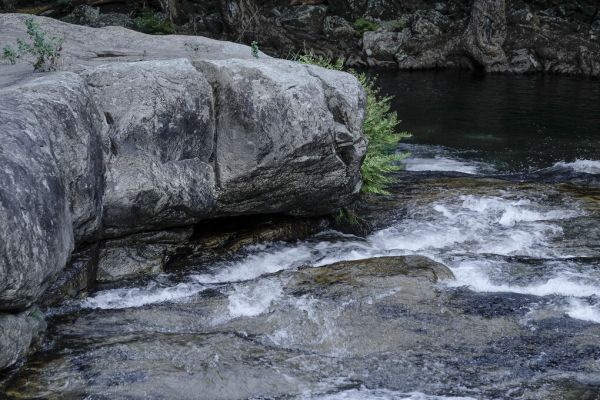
[295,53,411,195]
[134,9,175,35]
[353,18,380,35]
[2,17,64,72]
[251,41,260,58]
[392,19,406,30]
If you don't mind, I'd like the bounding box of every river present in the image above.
[5,71,600,399]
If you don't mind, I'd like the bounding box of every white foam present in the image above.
[81,282,203,310]
[81,192,590,311]
[552,159,600,174]
[404,157,483,174]
[459,195,578,227]
[307,388,476,400]
[227,279,283,318]
[565,299,600,323]
[448,260,600,298]
[370,195,577,258]
[192,244,315,284]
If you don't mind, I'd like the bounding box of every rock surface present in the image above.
[0,308,45,372]
[0,72,98,311]
[82,0,598,77]
[3,0,598,75]
[0,14,367,371]
[7,253,599,399]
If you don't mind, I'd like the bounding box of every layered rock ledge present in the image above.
[0,14,367,371]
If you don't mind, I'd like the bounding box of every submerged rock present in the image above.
[6,250,599,399]
[299,255,455,284]
[0,308,45,372]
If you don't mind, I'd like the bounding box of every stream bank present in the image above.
[3,70,600,399]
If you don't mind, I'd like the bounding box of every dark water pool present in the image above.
[372,70,600,172]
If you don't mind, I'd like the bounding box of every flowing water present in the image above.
[5,72,600,400]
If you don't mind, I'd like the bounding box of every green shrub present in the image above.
[251,41,260,58]
[353,18,380,35]
[134,9,175,35]
[2,17,64,71]
[295,54,410,195]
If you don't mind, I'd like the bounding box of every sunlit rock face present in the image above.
[0,14,367,371]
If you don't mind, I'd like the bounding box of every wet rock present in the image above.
[0,15,368,372]
[510,48,541,73]
[94,227,194,283]
[97,245,166,283]
[41,247,99,307]
[298,255,455,285]
[0,308,45,371]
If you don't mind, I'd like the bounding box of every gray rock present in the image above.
[323,16,356,40]
[62,5,100,26]
[362,30,411,61]
[0,307,45,371]
[41,247,99,307]
[327,0,401,20]
[196,58,366,216]
[277,5,327,34]
[97,245,166,282]
[297,255,456,284]
[411,10,445,37]
[510,48,540,74]
[81,59,217,236]
[63,5,134,29]
[0,15,368,371]
[0,73,98,310]
[94,225,194,284]
[0,13,257,76]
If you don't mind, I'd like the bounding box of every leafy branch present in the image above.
[2,18,64,72]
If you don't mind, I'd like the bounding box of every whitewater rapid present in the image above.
[81,156,600,326]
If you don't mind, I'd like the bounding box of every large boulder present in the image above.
[0,14,367,370]
[81,59,217,236]
[197,58,366,216]
[0,72,103,311]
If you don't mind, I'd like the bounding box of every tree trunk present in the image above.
[158,0,180,23]
[462,0,510,72]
